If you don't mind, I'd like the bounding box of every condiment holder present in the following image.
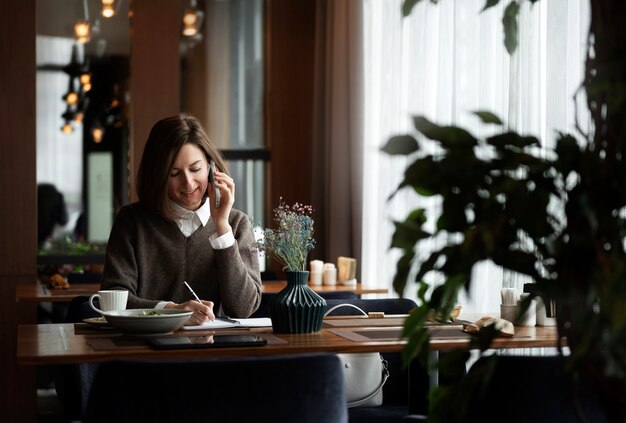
[309,260,323,286]
[517,293,536,327]
[500,288,518,324]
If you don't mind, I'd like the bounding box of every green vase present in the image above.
[269,271,327,333]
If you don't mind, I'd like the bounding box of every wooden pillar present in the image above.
[0,1,37,421]
[129,0,181,201]
[264,0,317,213]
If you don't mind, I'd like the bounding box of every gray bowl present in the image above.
[102,309,193,335]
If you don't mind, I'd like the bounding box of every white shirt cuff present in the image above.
[155,301,170,309]
[210,230,235,250]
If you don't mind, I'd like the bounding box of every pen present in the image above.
[183,281,203,304]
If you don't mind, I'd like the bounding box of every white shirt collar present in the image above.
[169,199,211,224]
[169,200,211,237]
[194,199,211,226]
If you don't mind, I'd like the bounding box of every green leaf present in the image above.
[502,1,520,54]
[403,156,440,196]
[402,305,429,338]
[392,252,414,297]
[487,131,540,150]
[402,0,425,17]
[381,135,419,155]
[402,326,430,367]
[473,110,503,125]
[414,251,444,283]
[481,0,500,12]
[417,280,430,302]
[438,350,471,381]
[413,116,477,148]
[555,132,581,174]
[391,220,431,250]
[406,208,428,226]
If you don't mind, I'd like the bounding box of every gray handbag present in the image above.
[324,304,390,408]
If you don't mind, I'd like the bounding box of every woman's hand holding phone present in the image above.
[208,161,235,236]
[209,161,221,208]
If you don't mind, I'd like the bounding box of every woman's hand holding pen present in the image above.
[209,170,235,236]
[165,300,215,325]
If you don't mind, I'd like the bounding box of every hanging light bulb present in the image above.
[80,73,92,92]
[63,77,79,106]
[102,4,114,18]
[92,123,104,143]
[182,0,204,37]
[61,122,74,134]
[101,0,115,18]
[74,20,91,44]
[61,107,76,134]
[74,111,84,123]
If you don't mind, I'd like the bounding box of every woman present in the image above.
[101,115,262,324]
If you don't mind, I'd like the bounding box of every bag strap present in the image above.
[346,355,390,408]
[326,304,389,408]
[324,303,368,317]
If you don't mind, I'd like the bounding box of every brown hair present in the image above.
[136,114,227,220]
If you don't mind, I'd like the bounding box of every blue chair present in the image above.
[464,355,607,423]
[84,353,348,423]
[324,298,428,423]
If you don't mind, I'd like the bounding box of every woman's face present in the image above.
[167,144,209,211]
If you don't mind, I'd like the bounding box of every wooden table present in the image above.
[16,321,560,366]
[16,318,561,420]
[16,280,388,303]
[16,282,100,303]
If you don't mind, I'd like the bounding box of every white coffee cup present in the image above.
[89,290,128,314]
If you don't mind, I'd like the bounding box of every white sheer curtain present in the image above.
[361,0,590,313]
[36,36,84,236]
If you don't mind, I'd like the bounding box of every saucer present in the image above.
[83,317,112,328]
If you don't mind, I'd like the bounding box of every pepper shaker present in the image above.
[323,263,337,286]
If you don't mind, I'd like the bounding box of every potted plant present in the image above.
[256,200,326,333]
[387,0,626,420]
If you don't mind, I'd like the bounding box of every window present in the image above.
[361,0,590,312]
[181,0,267,224]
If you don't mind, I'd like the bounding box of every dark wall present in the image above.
[264,0,318,275]
[0,1,37,421]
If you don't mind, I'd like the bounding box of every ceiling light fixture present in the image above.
[63,78,79,106]
[92,123,105,143]
[60,44,90,133]
[61,107,76,134]
[75,0,94,43]
[101,0,116,18]
[80,72,92,92]
[182,0,204,38]
[74,20,91,44]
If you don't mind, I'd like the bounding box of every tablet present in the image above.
[149,334,267,350]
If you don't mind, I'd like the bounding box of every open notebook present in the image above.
[182,317,272,331]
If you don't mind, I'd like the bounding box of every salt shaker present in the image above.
[309,260,323,286]
[323,263,337,286]
[517,293,536,327]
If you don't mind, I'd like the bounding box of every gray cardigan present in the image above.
[101,203,262,318]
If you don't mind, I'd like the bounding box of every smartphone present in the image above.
[208,160,221,208]
[149,334,267,350]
